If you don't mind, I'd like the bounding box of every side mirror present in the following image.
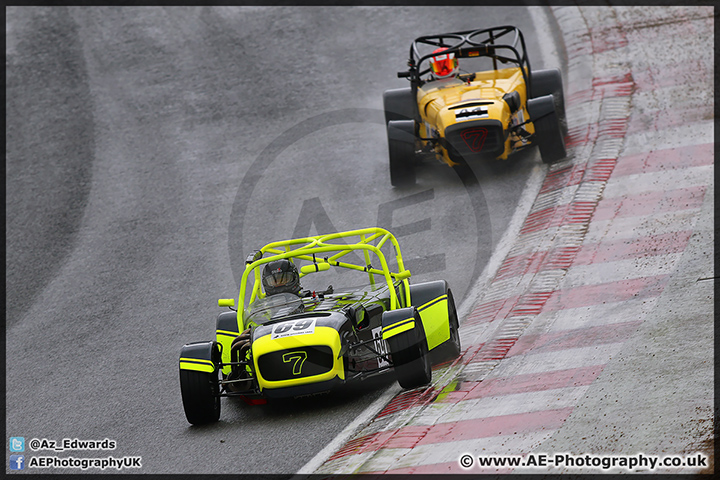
[245,250,262,265]
[346,305,369,330]
[300,262,330,275]
[218,298,235,308]
[503,91,521,114]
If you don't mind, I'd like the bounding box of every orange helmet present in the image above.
[429,47,458,78]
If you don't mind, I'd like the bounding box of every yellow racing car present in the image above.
[384,25,567,186]
[179,228,461,424]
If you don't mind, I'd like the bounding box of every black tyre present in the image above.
[387,120,417,187]
[383,87,417,124]
[180,369,221,425]
[528,95,567,164]
[387,309,432,389]
[531,69,568,137]
[436,289,461,361]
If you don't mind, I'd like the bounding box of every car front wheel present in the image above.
[528,95,567,164]
[531,68,568,138]
[387,309,432,389]
[387,120,417,187]
[180,369,221,425]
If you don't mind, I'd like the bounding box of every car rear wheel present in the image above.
[388,309,432,389]
[528,95,567,165]
[180,369,221,425]
[387,120,417,187]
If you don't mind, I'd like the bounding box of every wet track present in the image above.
[6,7,561,474]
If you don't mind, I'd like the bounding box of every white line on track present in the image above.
[622,121,714,156]
[528,296,661,334]
[602,165,712,198]
[562,254,682,287]
[456,163,546,322]
[395,385,591,427]
[585,209,703,243]
[483,342,624,379]
[294,382,402,475]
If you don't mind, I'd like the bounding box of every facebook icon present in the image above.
[10,455,25,470]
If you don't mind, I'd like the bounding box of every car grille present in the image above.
[257,346,334,381]
[444,119,505,161]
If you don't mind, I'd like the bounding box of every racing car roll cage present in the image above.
[397,26,533,118]
[238,227,412,325]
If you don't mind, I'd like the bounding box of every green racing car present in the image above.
[179,227,461,424]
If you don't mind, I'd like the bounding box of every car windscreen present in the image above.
[244,292,305,326]
[244,283,394,325]
[418,77,464,96]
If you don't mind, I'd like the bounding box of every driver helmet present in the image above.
[429,47,458,79]
[262,259,301,296]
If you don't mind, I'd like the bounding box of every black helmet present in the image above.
[262,259,301,296]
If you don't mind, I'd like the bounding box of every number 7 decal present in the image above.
[282,351,308,375]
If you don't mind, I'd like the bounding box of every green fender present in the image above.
[216,311,241,375]
[381,307,417,341]
[410,280,451,350]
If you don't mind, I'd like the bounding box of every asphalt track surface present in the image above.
[6,7,562,475]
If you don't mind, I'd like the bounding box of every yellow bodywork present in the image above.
[216,330,239,376]
[417,294,449,350]
[179,357,215,374]
[381,316,416,340]
[417,67,535,165]
[380,294,449,349]
[251,326,344,392]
